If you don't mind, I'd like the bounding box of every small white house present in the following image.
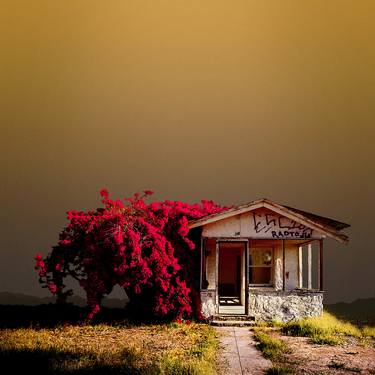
[188,199,349,322]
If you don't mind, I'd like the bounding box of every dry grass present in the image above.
[253,328,290,360]
[252,328,295,374]
[282,311,367,345]
[0,322,217,374]
[362,325,375,339]
[253,312,375,374]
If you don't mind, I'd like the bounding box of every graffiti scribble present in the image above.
[252,212,313,239]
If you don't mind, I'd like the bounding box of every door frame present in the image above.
[215,239,249,315]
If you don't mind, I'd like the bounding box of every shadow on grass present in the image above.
[0,304,163,329]
[0,347,158,374]
[324,299,375,327]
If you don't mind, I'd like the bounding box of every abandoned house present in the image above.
[188,199,350,322]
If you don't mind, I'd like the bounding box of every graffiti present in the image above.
[271,230,312,239]
[252,212,313,239]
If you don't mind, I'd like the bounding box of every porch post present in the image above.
[282,239,286,291]
[298,246,303,288]
[215,240,219,312]
[319,239,324,291]
[245,240,250,315]
[307,243,312,290]
[199,237,203,291]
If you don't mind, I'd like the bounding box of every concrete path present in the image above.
[215,326,272,375]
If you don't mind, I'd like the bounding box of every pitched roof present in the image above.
[188,198,350,244]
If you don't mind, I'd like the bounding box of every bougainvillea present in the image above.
[34,190,226,320]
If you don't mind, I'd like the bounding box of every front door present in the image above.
[218,241,246,314]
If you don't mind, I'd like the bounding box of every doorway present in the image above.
[218,241,246,314]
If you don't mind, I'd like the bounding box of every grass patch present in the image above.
[0,322,217,374]
[253,328,295,374]
[282,311,362,345]
[309,333,342,345]
[362,325,375,338]
[253,329,290,360]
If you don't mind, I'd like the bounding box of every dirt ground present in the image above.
[0,322,217,374]
[276,333,375,374]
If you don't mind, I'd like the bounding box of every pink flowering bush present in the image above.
[34,190,225,320]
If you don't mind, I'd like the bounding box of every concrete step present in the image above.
[211,320,255,327]
[213,314,256,322]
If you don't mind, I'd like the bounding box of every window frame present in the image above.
[249,246,274,287]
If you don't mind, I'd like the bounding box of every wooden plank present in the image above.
[298,246,303,288]
[307,243,312,290]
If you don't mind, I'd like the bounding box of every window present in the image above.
[249,248,273,285]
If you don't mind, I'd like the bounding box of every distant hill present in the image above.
[325,298,375,324]
[0,292,128,309]
[2,292,374,322]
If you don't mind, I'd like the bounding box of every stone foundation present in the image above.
[200,289,323,321]
[200,290,217,318]
[248,289,323,322]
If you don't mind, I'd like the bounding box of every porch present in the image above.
[199,238,325,321]
[188,198,349,322]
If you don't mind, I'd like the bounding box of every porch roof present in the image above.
[188,198,350,244]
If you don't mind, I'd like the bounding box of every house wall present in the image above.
[199,208,324,320]
[285,245,299,290]
[274,246,283,290]
[202,208,323,240]
[272,243,299,290]
[205,239,216,289]
[248,290,323,322]
[241,246,245,305]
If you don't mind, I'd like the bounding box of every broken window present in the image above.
[249,248,273,286]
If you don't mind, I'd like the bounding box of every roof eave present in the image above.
[188,199,266,229]
[262,201,349,244]
[188,199,349,244]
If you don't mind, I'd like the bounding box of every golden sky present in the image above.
[1,1,374,302]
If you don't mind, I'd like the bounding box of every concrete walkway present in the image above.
[215,326,272,375]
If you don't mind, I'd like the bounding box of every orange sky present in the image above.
[1,0,374,302]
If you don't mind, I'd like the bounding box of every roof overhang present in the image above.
[188,198,350,244]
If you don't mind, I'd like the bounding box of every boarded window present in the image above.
[249,248,273,285]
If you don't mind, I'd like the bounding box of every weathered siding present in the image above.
[202,208,323,240]
[274,245,283,290]
[285,245,299,290]
[240,247,246,304]
[272,244,299,290]
[205,239,216,289]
